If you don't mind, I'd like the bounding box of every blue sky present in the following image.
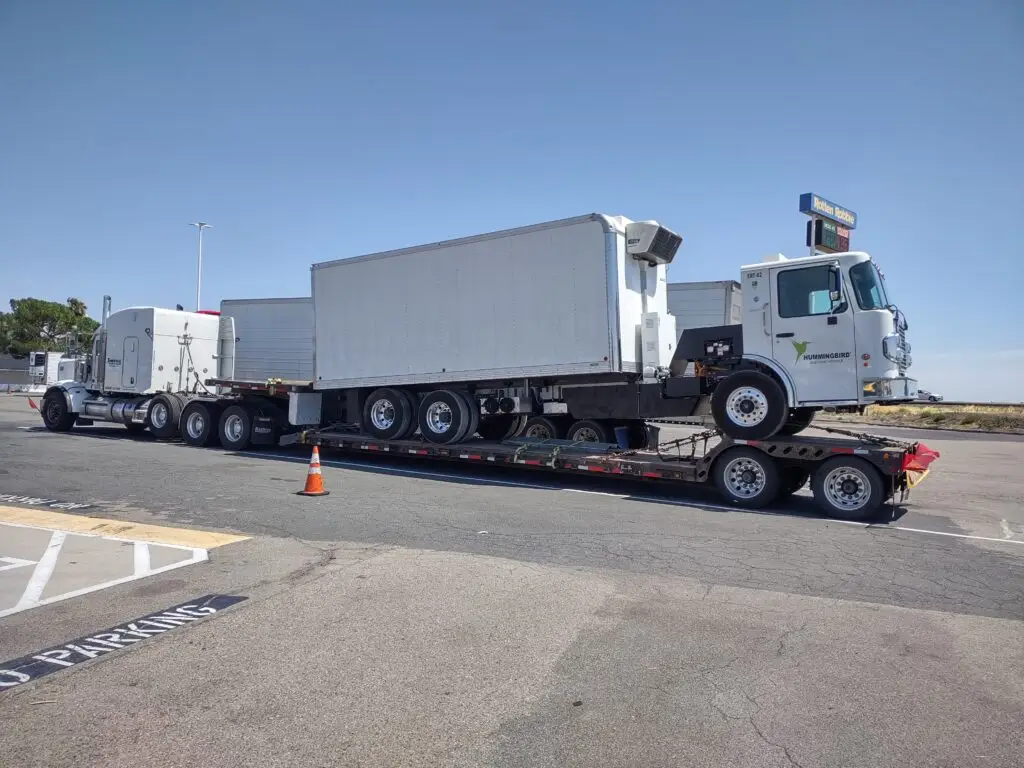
[1,0,1021,401]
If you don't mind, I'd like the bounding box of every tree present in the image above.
[0,297,100,358]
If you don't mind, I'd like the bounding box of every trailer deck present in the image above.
[298,424,938,520]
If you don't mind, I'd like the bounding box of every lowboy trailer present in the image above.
[294,420,938,522]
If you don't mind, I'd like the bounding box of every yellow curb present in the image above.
[0,505,249,549]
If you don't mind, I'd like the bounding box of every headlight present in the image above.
[862,379,895,398]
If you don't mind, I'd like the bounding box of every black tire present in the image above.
[711,370,788,440]
[146,393,182,439]
[362,387,415,440]
[775,466,811,500]
[417,389,471,445]
[566,419,614,444]
[521,415,566,440]
[777,407,816,437]
[477,414,517,441]
[180,400,218,447]
[810,455,886,522]
[712,446,782,509]
[41,390,76,432]
[454,391,480,440]
[218,404,253,451]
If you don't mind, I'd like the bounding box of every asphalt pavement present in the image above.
[0,395,1022,767]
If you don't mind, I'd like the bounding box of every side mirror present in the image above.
[828,265,842,303]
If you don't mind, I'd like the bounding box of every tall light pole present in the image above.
[190,221,212,311]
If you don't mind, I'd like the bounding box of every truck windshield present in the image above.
[849,261,889,310]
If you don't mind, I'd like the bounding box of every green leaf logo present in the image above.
[792,340,809,363]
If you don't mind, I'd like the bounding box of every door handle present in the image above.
[775,332,794,338]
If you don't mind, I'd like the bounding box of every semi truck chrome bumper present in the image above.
[861,377,917,400]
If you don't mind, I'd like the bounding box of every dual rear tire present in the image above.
[362,387,482,445]
[712,446,889,521]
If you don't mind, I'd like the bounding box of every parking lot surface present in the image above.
[1,395,1022,767]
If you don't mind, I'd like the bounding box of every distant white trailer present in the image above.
[219,297,314,383]
[666,280,742,332]
[28,351,64,387]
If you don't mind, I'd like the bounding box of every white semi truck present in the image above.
[35,213,929,520]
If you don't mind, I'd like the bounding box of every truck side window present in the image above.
[777,265,836,318]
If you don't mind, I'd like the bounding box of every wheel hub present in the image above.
[225,414,244,442]
[370,398,396,430]
[186,412,205,439]
[725,387,769,426]
[823,467,870,510]
[723,457,767,498]
[425,401,453,434]
[151,402,168,429]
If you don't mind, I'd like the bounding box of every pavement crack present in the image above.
[775,621,808,657]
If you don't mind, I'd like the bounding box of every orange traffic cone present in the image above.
[296,445,330,496]
[27,397,38,410]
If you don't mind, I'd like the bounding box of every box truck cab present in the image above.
[698,250,915,439]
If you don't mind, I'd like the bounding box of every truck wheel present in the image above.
[180,400,218,447]
[566,419,613,444]
[218,404,253,451]
[146,393,182,439]
[810,455,886,522]
[711,371,788,440]
[417,389,471,445]
[777,407,816,436]
[712,446,781,508]
[521,415,566,440]
[775,466,810,500]
[477,414,516,441]
[455,391,480,439]
[363,387,415,440]
[41,390,76,432]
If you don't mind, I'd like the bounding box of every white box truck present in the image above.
[35,212,929,519]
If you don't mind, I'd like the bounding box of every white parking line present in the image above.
[134,541,151,576]
[0,556,37,573]
[14,531,66,612]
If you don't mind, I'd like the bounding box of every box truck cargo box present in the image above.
[310,214,679,390]
[219,297,314,382]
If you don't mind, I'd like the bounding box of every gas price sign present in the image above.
[806,219,851,253]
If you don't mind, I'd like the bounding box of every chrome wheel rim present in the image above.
[822,466,871,511]
[370,398,396,430]
[425,401,453,434]
[225,413,245,442]
[150,402,168,429]
[725,387,768,427]
[185,411,206,439]
[524,423,552,439]
[723,456,767,498]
